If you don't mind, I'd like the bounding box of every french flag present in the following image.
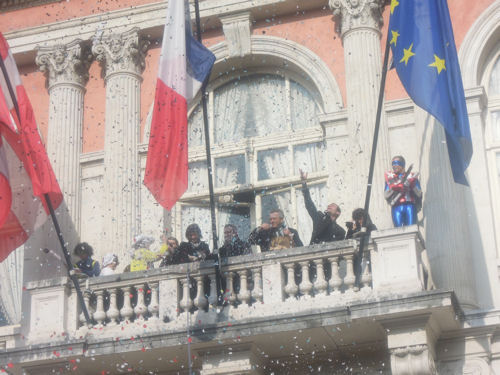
[144,0,215,210]
[0,32,63,262]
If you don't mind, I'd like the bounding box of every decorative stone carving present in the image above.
[439,358,493,375]
[390,344,437,375]
[92,28,149,79]
[36,40,91,89]
[220,12,253,58]
[329,0,385,36]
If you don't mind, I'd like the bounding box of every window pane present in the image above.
[181,205,212,247]
[215,155,246,188]
[214,75,287,143]
[489,55,500,96]
[257,147,290,181]
[295,183,327,245]
[492,111,500,142]
[187,161,208,192]
[290,80,320,130]
[188,105,205,147]
[261,191,292,227]
[496,152,500,179]
[293,142,326,175]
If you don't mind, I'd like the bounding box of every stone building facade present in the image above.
[0,0,499,373]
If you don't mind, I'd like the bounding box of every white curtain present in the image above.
[187,161,208,193]
[258,147,290,181]
[294,142,325,175]
[290,80,320,130]
[0,247,24,324]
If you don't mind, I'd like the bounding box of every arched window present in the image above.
[177,73,328,246]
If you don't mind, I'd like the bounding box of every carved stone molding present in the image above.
[390,344,437,375]
[329,0,385,37]
[92,28,149,80]
[35,40,91,89]
[220,12,253,58]
[439,358,493,375]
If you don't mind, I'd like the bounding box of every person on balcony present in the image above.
[299,169,345,244]
[248,209,303,252]
[174,223,211,264]
[218,224,251,258]
[384,155,422,227]
[159,234,180,267]
[130,235,161,272]
[73,242,100,277]
[345,208,377,240]
[100,253,119,276]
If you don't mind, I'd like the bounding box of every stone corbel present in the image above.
[219,12,253,58]
[391,344,437,375]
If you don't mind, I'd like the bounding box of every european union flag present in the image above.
[389,0,472,185]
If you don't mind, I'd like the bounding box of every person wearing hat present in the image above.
[73,242,100,277]
[130,234,161,272]
[100,253,119,276]
[174,223,211,264]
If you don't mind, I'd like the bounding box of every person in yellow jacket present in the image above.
[130,234,163,272]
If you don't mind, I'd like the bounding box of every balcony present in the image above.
[0,225,461,374]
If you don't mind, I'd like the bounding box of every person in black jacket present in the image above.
[249,209,303,252]
[300,169,345,244]
[218,224,251,258]
[173,224,211,264]
[345,208,377,239]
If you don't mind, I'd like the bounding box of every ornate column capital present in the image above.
[329,0,385,37]
[35,40,91,89]
[92,28,150,80]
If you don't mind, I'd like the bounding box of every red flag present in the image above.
[0,32,63,262]
[144,0,215,210]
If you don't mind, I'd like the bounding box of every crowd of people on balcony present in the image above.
[73,155,419,277]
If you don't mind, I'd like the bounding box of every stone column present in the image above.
[92,29,149,260]
[35,40,91,232]
[329,0,392,228]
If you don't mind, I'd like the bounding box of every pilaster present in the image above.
[329,0,391,228]
[36,40,91,234]
[92,29,149,261]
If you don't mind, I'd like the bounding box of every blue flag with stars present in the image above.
[389,0,472,185]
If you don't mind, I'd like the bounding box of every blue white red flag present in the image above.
[144,0,215,210]
[0,32,63,262]
[389,0,472,185]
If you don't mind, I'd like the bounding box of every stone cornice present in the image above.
[4,0,327,64]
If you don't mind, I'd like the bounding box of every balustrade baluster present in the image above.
[283,263,298,300]
[328,257,342,294]
[344,255,357,292]
[148,283,160,320]
[134,285,148,320]
[238,270,251,306]
[225,272,237,305]
[299,261,313,298]
[193,276,208,310]
[93,290,106,326]
[120,286,134,322]
[313,259,328,296]
[79,290,93,327]
[179,278,193,313]
[107,287,120,325]
[208,274,218,308]
[251,268,263,303]
[360,255,372,290]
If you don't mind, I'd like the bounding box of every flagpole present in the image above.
[193,0,223,303]
[0,56,91,325]
[355,28,391,287]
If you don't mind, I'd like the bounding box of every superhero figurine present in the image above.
[384,155,422,227]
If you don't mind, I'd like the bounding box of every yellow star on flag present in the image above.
[390,30,400,46]
[400,43,415,66]
[390,0,400,14]
[428,54,446,74]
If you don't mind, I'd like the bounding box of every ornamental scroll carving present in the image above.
[35,40,92,89]
[92,28,150,79]
[329,0,385,36]
[390,344,437,375]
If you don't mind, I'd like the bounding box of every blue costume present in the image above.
[75,258,100,277]
[384,160,422,227]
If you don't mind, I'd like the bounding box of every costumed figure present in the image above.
[130,235,160,272]
[100,253,119,276]
[384,156,422,227]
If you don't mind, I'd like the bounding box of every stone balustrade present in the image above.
[16,225,426,344]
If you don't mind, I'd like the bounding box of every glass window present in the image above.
[488,56,500,96]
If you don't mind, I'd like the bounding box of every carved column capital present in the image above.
[35,40,91,89]
[329,0,385,37]
[92,28,150,80]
